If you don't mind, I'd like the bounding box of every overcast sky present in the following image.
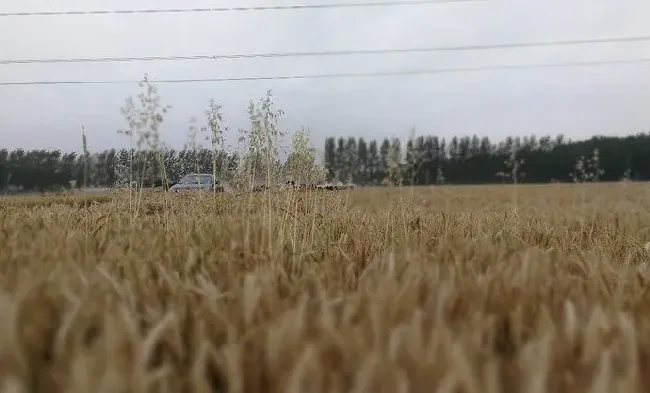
[1,0,649,156]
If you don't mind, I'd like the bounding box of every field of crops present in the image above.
[1,183,649,393]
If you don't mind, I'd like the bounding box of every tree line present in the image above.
[0,148,241,192]
[1,132,649,192]
[323,133,650,185]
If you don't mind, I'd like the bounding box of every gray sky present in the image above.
[1,0,650,156]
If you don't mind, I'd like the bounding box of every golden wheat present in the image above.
[0,183,649,393]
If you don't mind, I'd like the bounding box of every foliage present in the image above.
[0,148,240,191]
[285,126,323,184]
[204,98,227,191]
[117,79,171,189]
[5,132,650,192]
[237,90,285,190]
[571,148,605,183]
[322,133,650,185]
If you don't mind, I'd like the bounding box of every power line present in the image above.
[2,57,649,86]
[3,34,650,66]
[0,0,483,17]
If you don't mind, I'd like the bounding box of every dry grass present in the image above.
[0,183,649,393]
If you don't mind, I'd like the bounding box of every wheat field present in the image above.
[0,183,649,393]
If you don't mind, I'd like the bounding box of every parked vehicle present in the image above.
[169,173,227,193]
[315,181,355,190]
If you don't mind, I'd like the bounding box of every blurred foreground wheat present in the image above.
[0,183,649,393]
